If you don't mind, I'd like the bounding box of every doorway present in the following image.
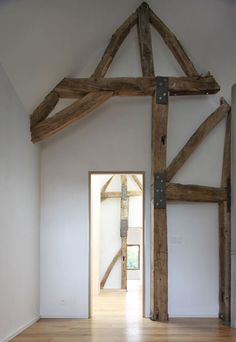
[89,172,144,317]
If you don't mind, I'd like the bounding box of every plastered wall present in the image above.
[2,0,230,318]
[0,64,40,342]
[39,0,235,318]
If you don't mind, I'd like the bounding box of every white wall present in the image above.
[22,0,235,318]
[0,64,40,342]
[127,228,143,281]
[90,175,101,298]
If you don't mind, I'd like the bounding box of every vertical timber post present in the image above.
[120,175,128,290]
[151,77,169,321]
[219,107,231,325]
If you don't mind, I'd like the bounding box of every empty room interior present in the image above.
[1,0,236,341]
[90,173,144,317]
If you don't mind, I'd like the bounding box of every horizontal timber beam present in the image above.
[101,191,142,199]
[166,183,227,202]
[54,75,220,98]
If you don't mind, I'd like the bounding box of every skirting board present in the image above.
[40,314,88,319]
[1,316,39,342]
[169,314,219,318]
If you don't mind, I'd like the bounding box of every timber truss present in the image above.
[30,2,231,324]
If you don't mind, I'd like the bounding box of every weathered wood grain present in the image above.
[30,91,59,128]
[101,191,142,199]
[219,108,231,325]
[31,91,113,142]
[101,176,114,193]
[151,95,168,321]
[137,2,154,76]
[91,12,137,78]
[131,175,143,191]
[166,183,227,202]
[149,7,198,77]
[166,101,230,181]
[120,175,128,290]
[100,248,122,289]
[54,75,220,99]
[168,75,220,95]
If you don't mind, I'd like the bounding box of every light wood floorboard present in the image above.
[12,281,236,341]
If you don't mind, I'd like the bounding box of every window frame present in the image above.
[127,244,140,270]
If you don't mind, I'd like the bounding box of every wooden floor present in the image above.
[12,280,236,342]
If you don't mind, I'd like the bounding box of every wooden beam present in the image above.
[151,94,168,321]
[101,176,114,193]
[101,191,142,199]
[168,75,220,95]
[137,2,154,76]
[55,77,155,98]
[30,10,137,142]
[54,75,220,99]
[166,101,230,182]
[91,12,137,78]
[30,91,59,128]
[131,175,143,191]
[149,7,198,77]
[219,109,231,325]
[120,175,128,290]
[166,183,227,203]
[100,248,122,289]
[31,91,113,143]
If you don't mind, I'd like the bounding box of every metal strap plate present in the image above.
[154,172,166,209]
[156,76,168,104]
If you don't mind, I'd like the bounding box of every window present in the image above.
[127,244,140,270]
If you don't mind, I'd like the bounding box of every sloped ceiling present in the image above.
[0,0,234,114]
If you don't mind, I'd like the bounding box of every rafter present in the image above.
[31,91,113,143]
[91,12,137,78]
[166,99,230,182]
[30,91,59,128]
[101,176,114,193]
[131,175,143,191]
[149,7,198,77]
[137,2,154,76]
[30,2,220,144]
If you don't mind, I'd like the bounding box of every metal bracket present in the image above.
[156,76,168,104]
[120,219,128,237]
[154,172,166,209]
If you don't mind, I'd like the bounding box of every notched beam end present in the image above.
[30,91,60,129]
[168,74,220,96]
[220,97,231,111]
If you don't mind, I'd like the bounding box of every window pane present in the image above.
[127,245,139,270]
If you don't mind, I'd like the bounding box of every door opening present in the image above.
[89,172,144,317]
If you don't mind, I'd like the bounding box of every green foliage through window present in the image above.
[127,245,140,270]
